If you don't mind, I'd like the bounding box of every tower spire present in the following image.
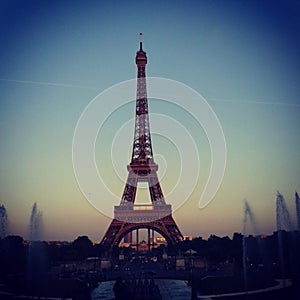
[139,32,143,50]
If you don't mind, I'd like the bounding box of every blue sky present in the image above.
[0,0,299,241]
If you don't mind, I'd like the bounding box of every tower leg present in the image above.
[124,232,132,244]
[152,229,154,249]
[148,228,151,252]
[136,229,139,252]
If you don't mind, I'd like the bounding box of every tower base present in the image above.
[101,204,182,249]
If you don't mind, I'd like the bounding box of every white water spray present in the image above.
[29,203,43,241]
[0,204,8,238]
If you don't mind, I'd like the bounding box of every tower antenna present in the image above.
[139,33,143,50]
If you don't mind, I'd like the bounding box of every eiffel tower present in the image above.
[101,34,183,249]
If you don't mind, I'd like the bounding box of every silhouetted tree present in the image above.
[0,235,26,277]
[72,236,93,260]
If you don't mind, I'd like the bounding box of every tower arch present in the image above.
[114,224,173,247]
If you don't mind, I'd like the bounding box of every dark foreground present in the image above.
[1,232,300,299]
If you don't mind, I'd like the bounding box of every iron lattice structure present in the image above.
[101,34,183,248]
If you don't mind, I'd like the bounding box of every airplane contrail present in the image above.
[0,77,299,107]
[207,97,300,107]
[0,78,101,90]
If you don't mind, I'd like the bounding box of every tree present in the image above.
[72,236,93,260]
[0,235,26,276]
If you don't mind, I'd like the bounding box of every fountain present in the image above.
[276,192,293,232]
[0,204,8,239]
[276,192,293,288]
[27,203,46,296]
[29,202,43,241]
[296,192,300,234]
[242,200,258,296]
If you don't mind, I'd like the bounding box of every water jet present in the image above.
[0,204,8,239]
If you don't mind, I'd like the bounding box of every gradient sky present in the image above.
[0,0,299,241]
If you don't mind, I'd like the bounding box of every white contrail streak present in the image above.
[207,97,300,107]
[0,77,299,107]
[0,78,101,90]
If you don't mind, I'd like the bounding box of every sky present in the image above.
[0,0,299,241]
